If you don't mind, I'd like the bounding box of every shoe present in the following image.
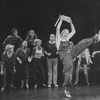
[54,84,58,87]
[1,87,5,91]
[34,84,37,89]
[64,90,71,98]
[26,84,29,89]
[48,85,51,88]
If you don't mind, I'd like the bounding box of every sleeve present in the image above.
[15,48,19,57]
[2,36,10,49]
[1,52,6,63]
[42,48,45,55]
[18,36,22,47]
[32,47,36,57]
[13,52,16,67]
[28,48,31,56]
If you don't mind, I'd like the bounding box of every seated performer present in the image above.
[74,48,92,85]
[28,39,45,88]
[16,41,30,89]
[0,44,16,91]
[55,15,98,98]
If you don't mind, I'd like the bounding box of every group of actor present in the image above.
[0,15,100,98]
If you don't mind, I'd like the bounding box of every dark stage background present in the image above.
[0,0,100,54]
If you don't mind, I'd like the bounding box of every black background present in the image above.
[0,0,100,54]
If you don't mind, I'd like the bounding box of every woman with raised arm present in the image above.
[55,15,98,98]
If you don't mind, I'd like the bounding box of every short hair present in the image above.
[5,44,14,51]
[11,28,18,35]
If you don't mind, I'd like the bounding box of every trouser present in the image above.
[59,38,93,87]
[63,67,73,87]
[47,58,58,85]
[2,65,14,88]
[19,62,30,80]
[93,53,100,84]
[31,58,45,85]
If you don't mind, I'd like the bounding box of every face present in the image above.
[37,41,41,46]
[29,30,35,37]
[61,29,69,40]
[22,41,28,47]
[13,30,18,38]
[7,48,14,54]
[50,34,55,41]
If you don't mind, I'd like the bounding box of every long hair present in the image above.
[26,29,38,41]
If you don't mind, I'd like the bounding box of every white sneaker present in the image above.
[1,87,5,91]
[54,84,58,87]
[48,85,51,88]
[64,90,71,98]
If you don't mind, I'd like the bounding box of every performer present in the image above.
[55,15,98,98]
[74,48,92,85]
[45,34,58,88]
[28,39,45,88]
[2,28,22,51]
[92,29,100,84]
[0,44,16,91]
[16,41,30,89]
[26,29,38,51]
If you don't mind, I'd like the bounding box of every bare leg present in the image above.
[64,69,72,98]
[21,80,24,89]
[83,65,90,85]
[26,79,29,89]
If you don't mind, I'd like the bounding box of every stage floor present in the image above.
[0,85,100,100]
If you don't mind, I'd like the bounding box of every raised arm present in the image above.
[61,15,76,40]
[55,17,62,50]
